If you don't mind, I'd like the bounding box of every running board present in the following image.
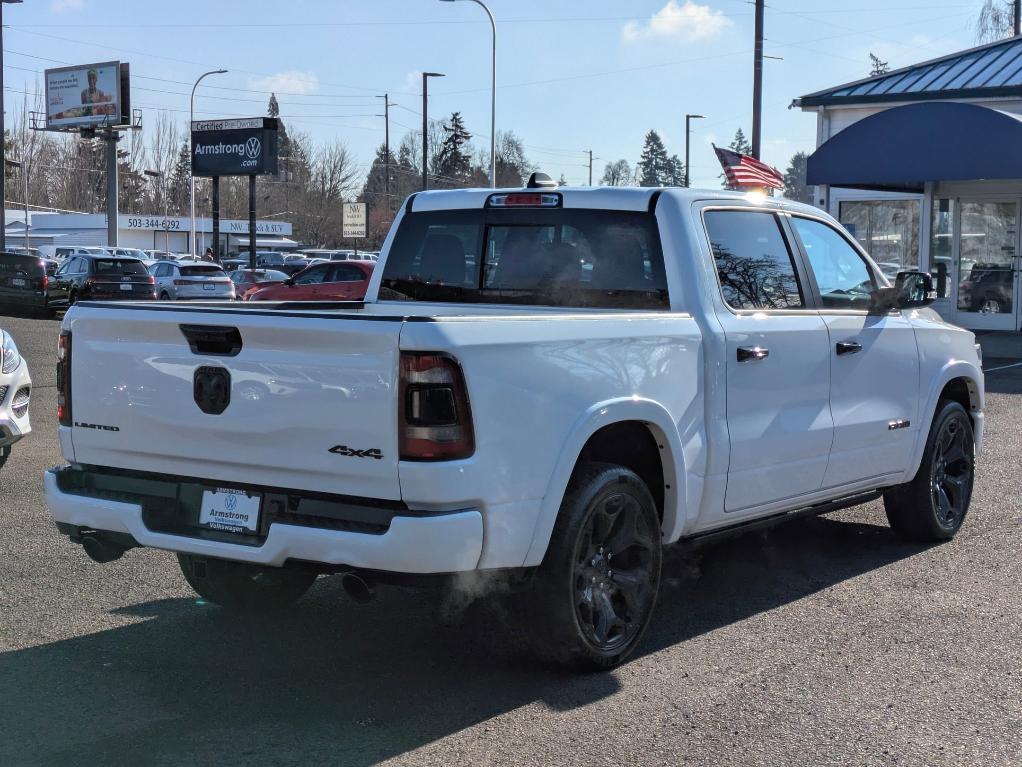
[681,489,884,549]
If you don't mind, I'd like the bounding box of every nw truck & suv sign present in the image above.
[191,117,279,177]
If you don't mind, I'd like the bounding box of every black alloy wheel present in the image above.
[573,490,659,653]
[929,411,974,532]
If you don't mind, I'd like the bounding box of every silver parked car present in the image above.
[149,260,235,300]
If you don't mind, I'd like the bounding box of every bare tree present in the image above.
[977,0,1016,42]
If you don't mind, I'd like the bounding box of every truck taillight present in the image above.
[57,331,72,427]
[399,352,474,461]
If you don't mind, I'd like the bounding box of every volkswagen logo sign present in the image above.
[224,494,238,511]
[245,137,262,160]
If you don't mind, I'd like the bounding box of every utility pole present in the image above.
[380,94,390,201]
[685,114,704,188]
[1015,0,1020,36]
[104,130,119,247]
[421,72,445,191]
[751,0,764,159]
[0,1,23,251]
[587,151,593,186]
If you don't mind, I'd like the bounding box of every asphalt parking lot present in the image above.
[1,312,1021,767]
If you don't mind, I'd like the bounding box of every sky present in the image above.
[4,0,991,189]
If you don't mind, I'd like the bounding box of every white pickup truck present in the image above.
[46,181,984,669]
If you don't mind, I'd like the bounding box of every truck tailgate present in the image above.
[66,306,403,500]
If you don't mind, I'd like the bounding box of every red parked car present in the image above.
[247,261,374,302]
[228,268,289,300]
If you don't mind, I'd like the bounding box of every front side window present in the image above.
[382,208,667,309]
[792,217,875,309]
[294,265,328,285]
[838,199,920,280]
[703,210,804,310]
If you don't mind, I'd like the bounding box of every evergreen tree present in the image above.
[720,128,753,188]
[557,173,568,186]
[169,141,192,214]
[432,112,473,185]
[362,143,399,210]
[665,154,686,186]
[869,53,890,77]
[637,130,671,187]
[783,152,813,204]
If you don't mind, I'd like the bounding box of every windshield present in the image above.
[93,259,148,276]
[382,208,668,309]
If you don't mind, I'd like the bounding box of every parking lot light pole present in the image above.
[144,169,169,253]
[439,0,495,188]
[0,0,24,252]
[421,72,445,191]
[189,69,228,258]
[4,158,27,252]
[685,114,704,188]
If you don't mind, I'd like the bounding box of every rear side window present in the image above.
[704,210,805,310]
[91,259,148,276]
[383,208,668,309]
[331,264,367,282]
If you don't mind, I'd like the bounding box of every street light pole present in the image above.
[190,69,228,258]
[421,72,445,191]
[439,0,496,188]
[0,0,24,253]
[751,0,765,159]
[685,114,704,188]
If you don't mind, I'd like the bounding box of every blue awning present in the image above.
[806,102,1022,191]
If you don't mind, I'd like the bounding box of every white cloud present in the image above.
[623,1,732,44]
[50,0,85,12]
[250,70,319,96]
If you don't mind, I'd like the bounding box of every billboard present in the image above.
[45,61,122,129]
[342,202,366,238]
[191,118,280,177]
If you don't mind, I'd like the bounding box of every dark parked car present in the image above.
[48,255,156,307]
[0,251,52,315]
[965,263,1013,314]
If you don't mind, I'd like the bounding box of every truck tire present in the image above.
[517,462,663,670]
[883,400,975,542]
[177,553,317,610]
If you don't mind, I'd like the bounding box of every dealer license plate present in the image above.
[203,283,216,291]
[120,283,133,291]
[199,488,261,534]
[12,278,26,287]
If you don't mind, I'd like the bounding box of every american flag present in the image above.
[713,145,784,190]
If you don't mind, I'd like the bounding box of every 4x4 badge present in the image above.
[329,445,384,460]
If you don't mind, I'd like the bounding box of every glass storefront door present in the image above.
[955,199,1020,331]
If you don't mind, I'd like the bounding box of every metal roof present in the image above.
[798,36,1022,107]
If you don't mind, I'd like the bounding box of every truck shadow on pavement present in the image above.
[0,511,927,765]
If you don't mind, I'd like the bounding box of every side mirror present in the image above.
[284,276,295,286]
[869,270,936,313]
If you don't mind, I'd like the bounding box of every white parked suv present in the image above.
[45,180,984,669]
[0,328,31,470]
[149,260,235,300]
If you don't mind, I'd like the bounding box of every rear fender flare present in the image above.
[521,398,685,567]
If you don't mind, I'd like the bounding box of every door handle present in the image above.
[737,346,769,362]
[836,341,862,355]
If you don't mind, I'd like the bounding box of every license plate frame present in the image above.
[198,488,262,535]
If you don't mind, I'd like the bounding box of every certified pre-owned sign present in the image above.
[191,117,279,177]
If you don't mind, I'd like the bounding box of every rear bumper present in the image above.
[0,291,46,308]
[44,467,483,573]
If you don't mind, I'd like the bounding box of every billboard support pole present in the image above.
[0,4,6,253]
[104,129,119,247]
[211,175,220,262]
[248,174,256,270]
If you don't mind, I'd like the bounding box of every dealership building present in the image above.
[797,35,1022,332]
[5,212,297,254]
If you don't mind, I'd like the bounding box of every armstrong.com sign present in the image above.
[191,117,279,177]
